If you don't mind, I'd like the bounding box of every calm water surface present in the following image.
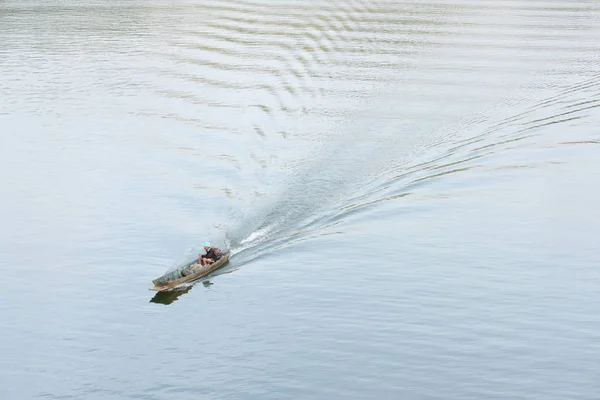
[1,1,600,399]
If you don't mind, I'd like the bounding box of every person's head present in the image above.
[203,241,211,251]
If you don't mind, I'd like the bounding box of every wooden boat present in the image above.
[150,253,230,292]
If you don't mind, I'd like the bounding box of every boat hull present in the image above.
[150,253,230,292]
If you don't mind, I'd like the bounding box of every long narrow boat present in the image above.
[150,253,230,292]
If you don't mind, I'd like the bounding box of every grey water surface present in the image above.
[1,0,600,399]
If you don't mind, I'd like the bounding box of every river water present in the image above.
[1,1,600,399]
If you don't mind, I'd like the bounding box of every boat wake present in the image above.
[224,73,600,268]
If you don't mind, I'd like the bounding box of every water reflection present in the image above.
[149,286,193,305]
[149,275,224,305]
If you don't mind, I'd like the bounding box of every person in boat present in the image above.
[199,241,221,265]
